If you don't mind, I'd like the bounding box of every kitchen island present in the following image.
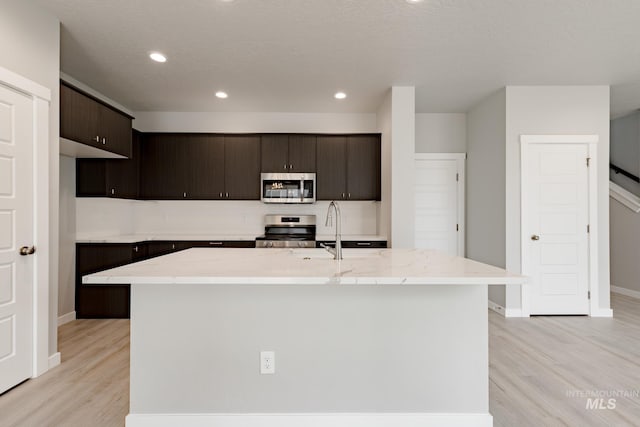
[84,248,525,427]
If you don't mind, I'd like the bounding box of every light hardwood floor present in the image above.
[1,294,639,426]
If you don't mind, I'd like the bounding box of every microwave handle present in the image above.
[300,178,304,201]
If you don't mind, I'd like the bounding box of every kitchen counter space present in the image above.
[84,247,525,286]
[117,247,521,426]
[315,234,387,241]
[76,234,388,244]
[75,233,258,243]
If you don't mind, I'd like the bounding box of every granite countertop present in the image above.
[83,247,526,286]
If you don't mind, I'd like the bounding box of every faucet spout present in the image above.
[324,201,342,260]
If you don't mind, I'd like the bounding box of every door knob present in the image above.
[531,235,540,241]
[19,246,36,256]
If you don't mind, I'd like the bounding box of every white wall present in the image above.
[390,87,416,248]
[377,91,392,240]
[134,112,377,134]
[415,113,466,153]
[0,0,60,356]
[505,86,611,313]
[58,156,76,318]
[610,112,640,195]
[610,197,640,294]
[466,89,507,307]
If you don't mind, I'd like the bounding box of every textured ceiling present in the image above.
[35,0,640,116]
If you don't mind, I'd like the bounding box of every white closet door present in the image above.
[414,158,462,256]
[0,83,34,393]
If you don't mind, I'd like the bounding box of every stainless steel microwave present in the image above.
[261,173,316,204]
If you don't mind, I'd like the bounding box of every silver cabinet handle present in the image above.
[348,193,351,199]
[183,192,187,198]
[94,136,100,142]
[19,246,36,256]
[289,164,293,169]
[134,246,139,252]
[531,235,540,241]
[111,188,115,195]
[356,242,371,246]
[102,137,107,145]
[226,192,229,198]
[209,242,223,246]
[219,192,223,198]
[284,164,287,169]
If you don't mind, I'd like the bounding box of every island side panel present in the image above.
[129,283,488,414]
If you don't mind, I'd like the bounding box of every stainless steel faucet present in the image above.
[321,200,342,260]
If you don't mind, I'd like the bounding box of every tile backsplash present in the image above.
[76,198,380,237]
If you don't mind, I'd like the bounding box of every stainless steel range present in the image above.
[255,214,316,248]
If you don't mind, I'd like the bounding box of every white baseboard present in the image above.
[590,308,614,318]
[611,285,640,300]
[488,300,505,316]
[126,413,493,427]
[58,311,76,326]
[505,308,525,317]
[48,352,61,370]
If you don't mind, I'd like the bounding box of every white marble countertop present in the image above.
[83,248,526,286]
[76,234,388,243]
[315,234,387,241]
[76,234,258,243]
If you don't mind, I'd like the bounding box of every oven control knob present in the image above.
[267,242,273,248]
[298,242,305,248]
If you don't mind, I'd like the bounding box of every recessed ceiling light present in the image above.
[334,92,347,100]
[406,0,424,3]
[215,91,228,99]
[149,52,167,63]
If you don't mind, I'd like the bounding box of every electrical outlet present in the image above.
[260,351,275,374]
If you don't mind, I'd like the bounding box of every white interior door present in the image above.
[525,144,590,315]
[414,157,463,256]
[0,84,34,393]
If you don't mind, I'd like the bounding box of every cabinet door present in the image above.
[105,129,140,199]
[224,135,261,199]
[147,241,182,258]
[140,134,189,199]
[261,135,289,172]
[76,159,107,196]
[316,135,347,200]
[99,104,132,157]
[288,135,316,172]
[346,135,381,200]
[60,83,100,147]
[185,134,225,199]
[76,244,135,319]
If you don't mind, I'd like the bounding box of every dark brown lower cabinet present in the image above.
[76,241,256,318]
[76,243,147,318]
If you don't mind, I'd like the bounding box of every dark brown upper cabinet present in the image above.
[139,133,260,200]
[60,81,133,157]
[261,134,316,172]
[76,130,141,199]
[316,134,381,201]
[316,135,347,200]
[224,135,261,199]
[346,135,381,200]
